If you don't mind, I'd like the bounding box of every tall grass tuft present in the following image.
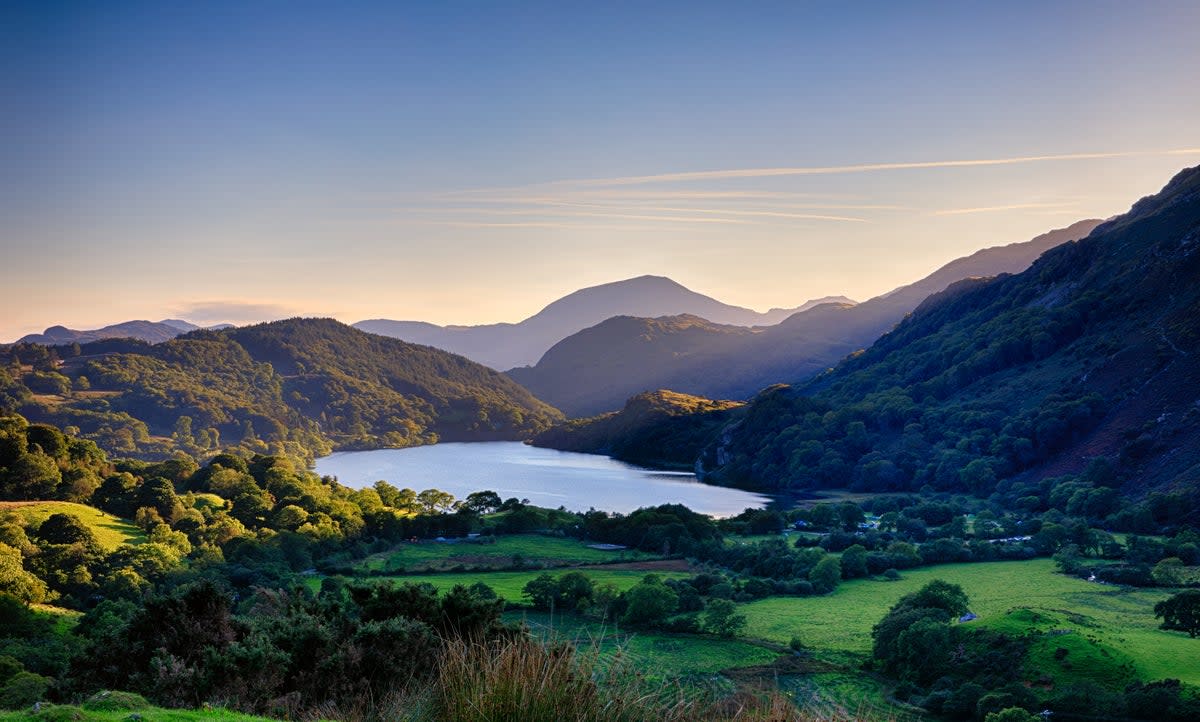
[417,635,689,722]
[299,632,896,722]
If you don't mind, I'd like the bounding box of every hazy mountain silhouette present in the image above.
[354,275,854,370]
[13,319,235,346]
[510,219,1102,417]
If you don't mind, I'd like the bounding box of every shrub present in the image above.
[0,670,50,709]
[82,690,151,711]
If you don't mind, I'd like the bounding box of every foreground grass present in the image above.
[356,534,655,573]
[513,611,780,680]
[0,501,144,551]
[741,559,1199,686]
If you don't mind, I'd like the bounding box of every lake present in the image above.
[314,442,769,517]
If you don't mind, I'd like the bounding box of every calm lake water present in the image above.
[314,442,769,517]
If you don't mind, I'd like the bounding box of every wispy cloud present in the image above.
[542,149,1200,187]
[173,301,301,324]
[407,205,868,223]
[424,221,712,231]
[931,202,1078,216]
[436,189,856,202]
[389,148,1200,234]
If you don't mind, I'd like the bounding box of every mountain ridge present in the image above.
[12,319,232,346]
[511,219,1102,417]
[694,166,1200,502]
[354,274,857,370]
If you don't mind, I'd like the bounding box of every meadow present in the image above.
[740,558,1199,686]
[354,534,655,573]
[0,501,144,551]
[316,566,692,602]
[515,611,780,679]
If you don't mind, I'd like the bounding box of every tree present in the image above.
[0,543,48,603]
[463,490,502,514]
[523,573,558,611]
[416,488,456,515]
[841,544,869,578]
[1154,590,1200,637]
[702,598,746,637]
[1152,557,1186,586]
[809,556,842,594]
[172,416,195,449]
[872,580,969,672]
[3,452,61,500]
[35,513,97,546]
[901,579,969,618]
[621,575,678,627]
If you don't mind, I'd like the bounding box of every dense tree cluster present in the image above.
[531,390,744,469]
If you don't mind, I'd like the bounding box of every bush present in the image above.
[0,670,50,709]
[82,690,152,711]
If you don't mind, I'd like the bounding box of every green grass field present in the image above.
[512,611,780,680]
[740,559,1199,686]
[355,534,656,573]
[0,501,144,550]
[322,568,691,603]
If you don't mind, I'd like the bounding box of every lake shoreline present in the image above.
[314,441,771,517]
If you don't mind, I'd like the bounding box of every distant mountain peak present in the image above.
[355,275,841,369]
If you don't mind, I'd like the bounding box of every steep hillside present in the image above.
[698,167,1200,508]
[530,390,744,469]
[509,220,1100,417]
[0,318,561,460]
[508,315,757,417]
[355,275,855,370]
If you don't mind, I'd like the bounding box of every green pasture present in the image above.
[355,534,654,573]
[317,568,691,603]
[513,611,779,680]
[740,559,1199,686]
[0,501,144,551]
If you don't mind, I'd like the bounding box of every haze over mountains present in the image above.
[509,219,1103,416]
[354,276,855,371]
[14,319,233,346]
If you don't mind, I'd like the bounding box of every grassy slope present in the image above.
[0,501,144,550]
[740,559,1198,685]
[355,535,656,573]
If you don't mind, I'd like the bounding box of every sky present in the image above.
[2,1,1198,341]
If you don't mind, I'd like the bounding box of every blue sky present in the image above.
[2,1,1198,339]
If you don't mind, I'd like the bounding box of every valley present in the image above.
[2,63,1198,719]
